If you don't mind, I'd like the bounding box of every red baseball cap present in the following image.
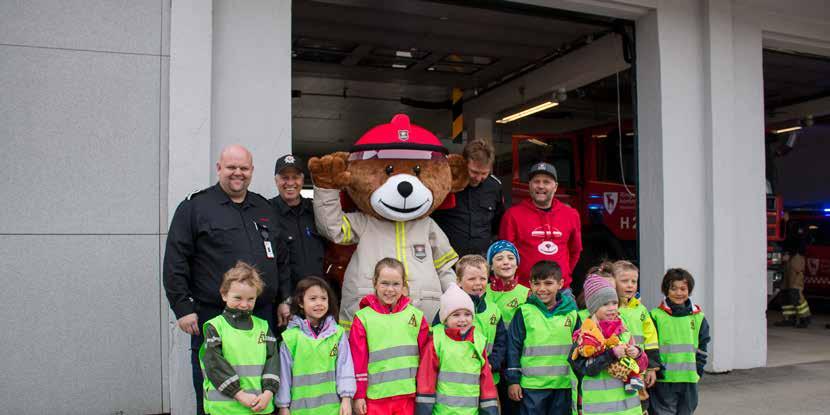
[350,114,448,156]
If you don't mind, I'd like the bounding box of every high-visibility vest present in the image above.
[650,308,704,383]
[519,304,577,390]
[200,315,274,415]
[619,302,651,349]
[281,325,344,415]
[432,325,487,415]
[355,304,423,399]
[578,308,590,322]
[475,294,501,384]
[486,283,529,326]
[580,329,641,415]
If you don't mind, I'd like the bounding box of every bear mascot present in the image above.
[309,114,468,326]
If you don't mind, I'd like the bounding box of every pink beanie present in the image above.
[583,274,618,315]
[439,283,475,323]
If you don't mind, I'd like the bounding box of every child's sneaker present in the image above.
[625,377,645,392]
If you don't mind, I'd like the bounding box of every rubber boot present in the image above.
[774,318,796,327]
[795,317,811,328]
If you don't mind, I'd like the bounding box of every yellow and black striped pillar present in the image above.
[451,87,463,144]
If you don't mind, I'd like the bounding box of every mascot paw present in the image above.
[308,152,351,189]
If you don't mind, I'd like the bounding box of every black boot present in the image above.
[795,317,811,328]
[774,318,796,327]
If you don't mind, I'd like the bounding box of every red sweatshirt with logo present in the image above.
[499,198,582,288]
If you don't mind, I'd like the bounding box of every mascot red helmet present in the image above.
[349,114,448,159]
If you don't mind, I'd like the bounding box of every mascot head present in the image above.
[310,114,468,221]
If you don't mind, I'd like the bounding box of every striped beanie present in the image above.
[583,274,618,315]
[486,240,520,267]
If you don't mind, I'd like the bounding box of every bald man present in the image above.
[163,145,290,414]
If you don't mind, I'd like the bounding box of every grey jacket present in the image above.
[276,315,356,408]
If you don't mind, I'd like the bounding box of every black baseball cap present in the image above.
[528,162,558,181]
[274,154,304,175]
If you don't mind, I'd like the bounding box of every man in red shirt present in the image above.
[499,162,582,290]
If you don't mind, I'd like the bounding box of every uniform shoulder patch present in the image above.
[185,188,207,201]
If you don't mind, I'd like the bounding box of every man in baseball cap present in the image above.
[498,159,582,292]
[270,154,327,325]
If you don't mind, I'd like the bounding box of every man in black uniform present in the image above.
[163,144,290,414]
[270,154,327,325]
[432,138,505,257]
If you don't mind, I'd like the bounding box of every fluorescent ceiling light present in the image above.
[527,138,549,146]
[772,126,801,134]
[495,101,558,124]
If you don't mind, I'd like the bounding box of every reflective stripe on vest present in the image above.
[519,305,576,390]
[355,304,423,399]
[650,308,704,383]
[580,329,641,415]
[619,303,649,349]
[486,283,529,326]
[475,295,501,384]
[200,315,274,415]
[281,324,344,415]
[433,325,485,415]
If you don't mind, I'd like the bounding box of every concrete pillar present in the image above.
[212,0,292,198]
[636,0,766,371]
[168,1,213,414]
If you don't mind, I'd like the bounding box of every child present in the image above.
[649,269,711,415]
[200,261,280,414]
[485,240,530,326]
[349,258,430,415]
[506,261,580,415]
[577,262,617,322]
[437,255,507,388]
[570,274,648,415]
[485,241,528,414]
[277,276,356,415]
[613,260,660,411]
[415,283,499,415]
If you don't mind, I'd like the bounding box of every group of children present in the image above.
[199,241,710,415]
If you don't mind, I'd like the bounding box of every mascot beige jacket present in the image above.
[313,187,458,327]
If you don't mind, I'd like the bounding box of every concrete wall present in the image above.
[0,0,170,413]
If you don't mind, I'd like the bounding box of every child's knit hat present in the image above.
[583,274,618,315]
[439,283,475,323]
[486,240,520,267]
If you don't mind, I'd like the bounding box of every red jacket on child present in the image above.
[349,294,430,404]
[415,325,499,415]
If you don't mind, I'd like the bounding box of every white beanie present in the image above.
[439,283,475,323]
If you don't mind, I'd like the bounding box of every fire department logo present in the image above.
[257,331,266,344]
[398,129,410,141]
[531,225,562,239]
[408,314,418,327]
[564,316,572,328]
[507,298,519,309]
[284,155,295,163]
[537,240,559,255]
[413,244,427,260]
[604,192,619,215]
[490,314,497,325]
[330,344,339,357]
[807,258,820,276]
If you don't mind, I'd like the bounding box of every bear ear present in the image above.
[448,154,469,193]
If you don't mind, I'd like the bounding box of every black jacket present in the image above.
[431,175,505,257]
[270,195,326,289]
[163,184,291,318]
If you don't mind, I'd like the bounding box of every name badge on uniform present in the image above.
[264,241,274,259]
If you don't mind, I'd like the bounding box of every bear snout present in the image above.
[397,181,413,198]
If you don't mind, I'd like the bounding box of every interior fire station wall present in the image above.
[0,1,170,414]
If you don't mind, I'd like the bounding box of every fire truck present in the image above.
[784,207,830,299]
[510,122,636,293]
